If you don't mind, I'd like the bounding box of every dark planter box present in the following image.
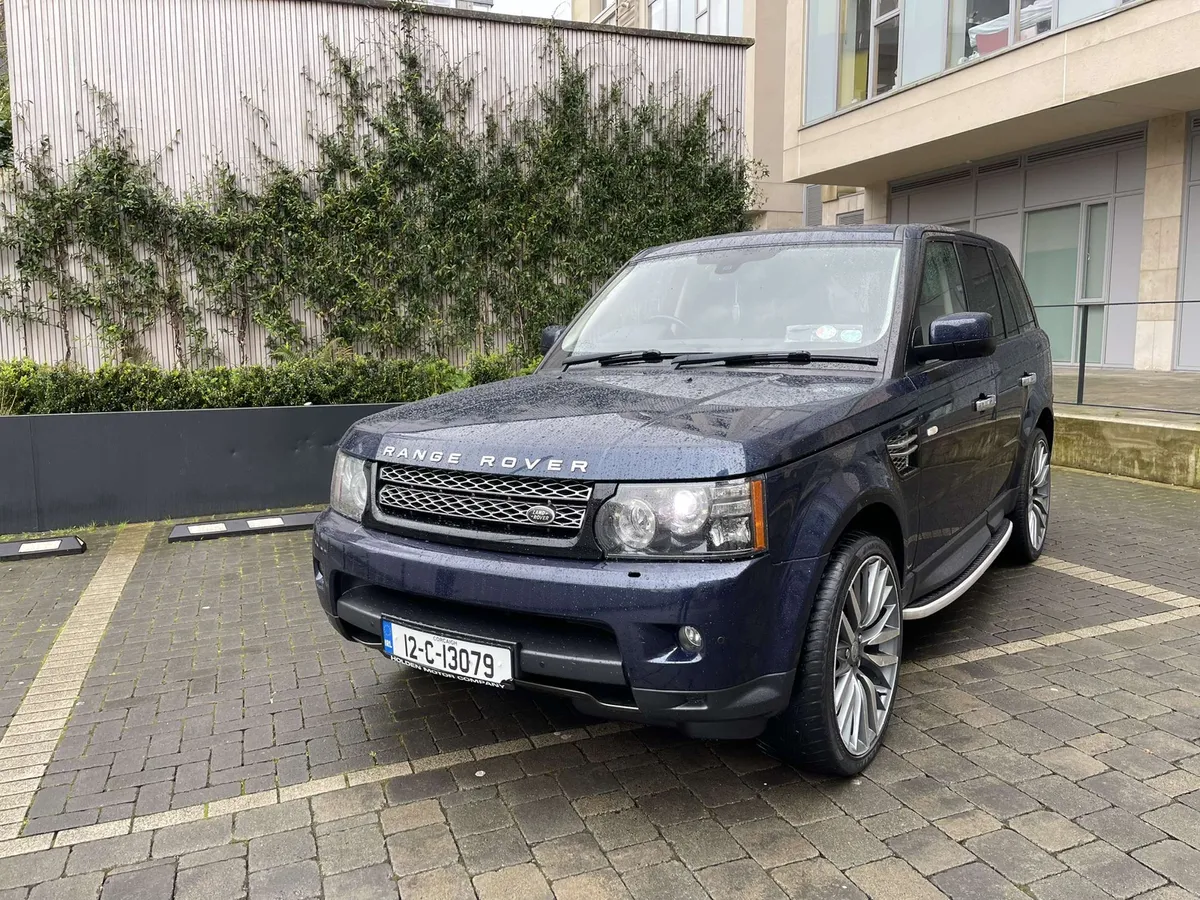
[0,404,394,535]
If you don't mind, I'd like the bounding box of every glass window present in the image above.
[901,0,948,86]
[838,0,872,108]
[874,15,900,96]
[667,0,681,29]
[948,0,1011,66]
[559,244,903,357]
[805,0,840,122]
[1014,0,1055,45]
[1024,206,1079,362]
[878,0,899,14]
[649,0,666,29]
[1083,203,1108,299]
[711,0,729,33]
[958,243,1008,337]
[912,241,968,347]
[998,253,1037,329]
[696,10,708,32]
[990,250,1024,336]
[1057,0,1120,29]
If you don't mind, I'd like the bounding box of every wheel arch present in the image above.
[818,493,907,576]
[1036,406,1054,449]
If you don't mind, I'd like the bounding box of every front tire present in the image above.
[1006,427,1051,564]
[759,533,903,777]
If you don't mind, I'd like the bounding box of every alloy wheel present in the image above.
[833,556,901,758]
[1027,438,1051,550]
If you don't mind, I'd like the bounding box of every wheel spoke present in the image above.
[863,560,882,626]
[857,671,878,741]
[839,612,856,649]
[847,678,864,751]
[837,676,858,745]
[860,652,898,694]
[861,618,900,647]
[847,582,864,627]
[834,669,854,708]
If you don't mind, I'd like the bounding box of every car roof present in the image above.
[634,224,999,261]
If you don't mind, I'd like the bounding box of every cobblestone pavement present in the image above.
[0,468,1199,898]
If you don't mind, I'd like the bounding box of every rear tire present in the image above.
[1006,427,1050,565]
[759,533,903,777]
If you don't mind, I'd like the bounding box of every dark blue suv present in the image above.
[313,225,1053,776]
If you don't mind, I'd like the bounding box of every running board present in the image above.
[903,519,1014,621]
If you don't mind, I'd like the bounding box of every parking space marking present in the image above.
[1035,555,1200,609]
[0,720,638,857]
[0,524,151,840]
[0,542,1195,853]
[904,554,1200,673]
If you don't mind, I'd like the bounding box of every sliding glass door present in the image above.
[1023,203,1109,363]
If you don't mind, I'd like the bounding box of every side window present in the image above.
[990,249,1025,336]
[999,253,1038,330]
[912,241,967,347]
[957,243,1009,339]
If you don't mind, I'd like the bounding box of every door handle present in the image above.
[975,395,997,412]
[1020,373,1037,387]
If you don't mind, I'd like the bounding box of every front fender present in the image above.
[764,434,909,567]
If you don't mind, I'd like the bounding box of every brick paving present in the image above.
[0,468,1199,897]
[0,532,114,735]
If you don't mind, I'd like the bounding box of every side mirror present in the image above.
[540,325,566,355]
[913,312,996,363]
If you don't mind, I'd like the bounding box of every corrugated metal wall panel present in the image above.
[2,0,747,369]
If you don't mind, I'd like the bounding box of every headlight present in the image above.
[330,450,370,521]
[596,478,766,558]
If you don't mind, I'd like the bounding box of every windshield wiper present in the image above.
[674,351,879,369]
[561,350,678,370]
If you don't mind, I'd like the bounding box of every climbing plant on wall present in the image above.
[0,9,758,368]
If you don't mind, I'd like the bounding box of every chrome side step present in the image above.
[903,519,1014,621]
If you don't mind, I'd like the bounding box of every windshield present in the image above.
[559,243,902,361]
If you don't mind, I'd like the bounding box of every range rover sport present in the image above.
[312,225,1053,775]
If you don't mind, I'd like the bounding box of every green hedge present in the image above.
[0,354,540,415]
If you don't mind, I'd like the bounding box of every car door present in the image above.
[991,246,1045,492]
[956,241,1019,509]
[907,239,1000,574]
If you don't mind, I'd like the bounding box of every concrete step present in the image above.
[1054,406,1200,489]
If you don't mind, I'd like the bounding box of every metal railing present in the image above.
[1035,299,1200,417]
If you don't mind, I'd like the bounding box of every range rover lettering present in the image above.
[313,225,1053,775]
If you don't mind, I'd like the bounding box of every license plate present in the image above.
[382,620,514,686]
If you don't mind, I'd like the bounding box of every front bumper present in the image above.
[313,511,825,738]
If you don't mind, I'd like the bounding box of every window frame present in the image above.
[806,0,1138,125]
[997,248,1040,330]
[988,247,1025,338]
[956,239,1011,341]
[868,0,902,99]
[907,237,970,364]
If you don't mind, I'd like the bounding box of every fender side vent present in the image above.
[887,430,918,475]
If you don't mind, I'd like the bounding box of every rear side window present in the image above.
[990,249,1026,336]
[998,252,1038,330]
[912,241,967,347]
[957,243,1009,338]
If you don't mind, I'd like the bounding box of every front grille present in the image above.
[375,464,593,537]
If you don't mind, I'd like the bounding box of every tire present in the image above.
[759,533,903,777]
[1005,427,1051,565]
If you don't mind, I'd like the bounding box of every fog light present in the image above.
[678,625,704,653]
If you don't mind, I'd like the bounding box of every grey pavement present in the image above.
[0,467,1199,898]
